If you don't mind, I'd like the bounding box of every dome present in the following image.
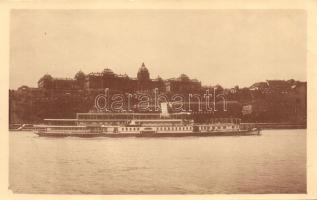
[102,68,115,77]
[103,68,114,74]
[137,62,150,81]
[74,70,85,80]
[179,74,190,81]
[138,62,149,73]
[42,74,53,80]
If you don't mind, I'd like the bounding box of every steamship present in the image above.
[34,103,260,137]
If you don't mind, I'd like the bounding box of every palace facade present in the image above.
[38,63,202,93]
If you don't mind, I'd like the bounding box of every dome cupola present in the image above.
[42,74,53,80]
[102,68,115,78]
[179,74,190,81]
[137,62,150,81]
[74,70,85,81]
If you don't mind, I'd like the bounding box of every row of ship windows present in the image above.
[123,127,140,131]
[121,127,192,131]
[120,126,236,131]
[200,126,236,130]
[157,126,192,131]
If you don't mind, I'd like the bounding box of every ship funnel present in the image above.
[160,102,169,117]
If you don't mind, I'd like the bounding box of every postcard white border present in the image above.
[1,0,316,199]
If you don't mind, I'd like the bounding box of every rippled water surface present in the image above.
[9,130,306,194]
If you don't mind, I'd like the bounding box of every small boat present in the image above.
[10,124,34,131]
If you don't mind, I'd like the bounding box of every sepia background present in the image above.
[10,9,306,89]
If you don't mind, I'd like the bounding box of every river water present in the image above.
[9,129,306,194]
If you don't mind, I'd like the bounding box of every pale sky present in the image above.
[10,9,306,89]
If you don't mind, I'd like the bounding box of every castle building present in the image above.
[38,74,79,90]
[38,63,201,93]
[165,74,201,93]
[84,68,138,92]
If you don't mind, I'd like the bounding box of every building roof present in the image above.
[103,68,115,75]
[249,82,269,90]
[266,80,291,91]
